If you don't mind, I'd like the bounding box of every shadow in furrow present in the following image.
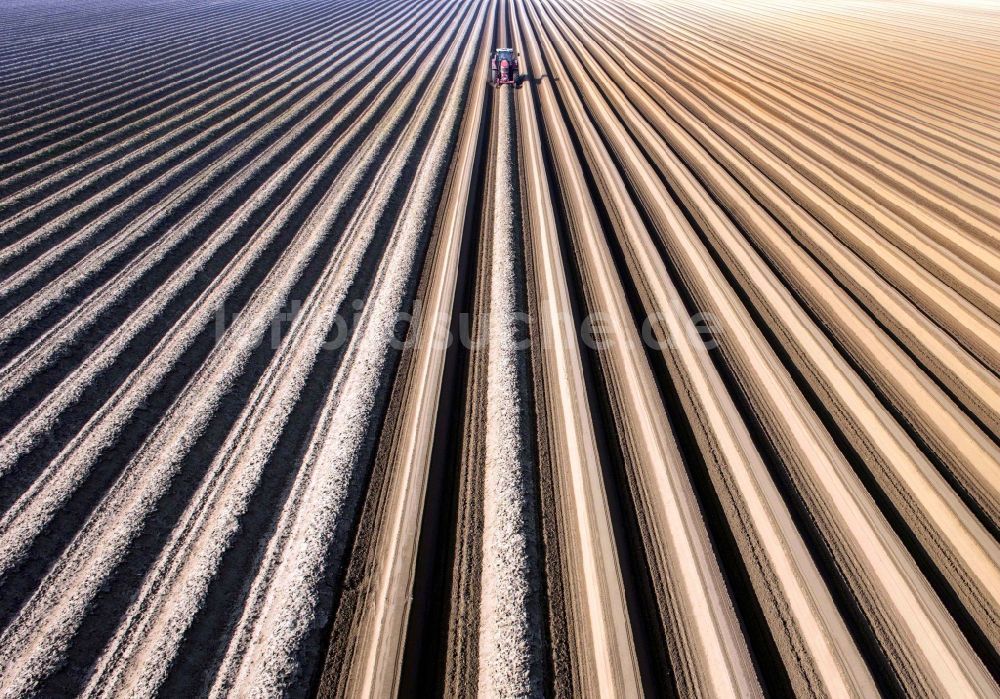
[0,48,414,434]
[520,34,671,696]
[0,0,359,144]
[586,139,799,698]
[0,84,411,647]
[531,19,795,693]
[155,56,464,693]
[614,130,905,696]
[31,120,433,696]
[0,3,407,282]
[396,83,493,697]
[686,176,1000,680]
[0,70,334,321]
[312,9,489,694]
[0,1,323,113]
[0,67,416,517]
[0,0,370,175]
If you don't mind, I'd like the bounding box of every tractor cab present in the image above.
[491,47,519,87]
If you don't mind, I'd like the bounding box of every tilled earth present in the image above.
[1,0,999,696]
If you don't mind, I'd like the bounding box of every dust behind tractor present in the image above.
[491,48,519,87]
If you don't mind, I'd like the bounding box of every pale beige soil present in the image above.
[0,0,997,696]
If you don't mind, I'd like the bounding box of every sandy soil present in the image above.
[0,0,998,696]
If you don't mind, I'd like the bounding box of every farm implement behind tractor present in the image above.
[491,48,519,87]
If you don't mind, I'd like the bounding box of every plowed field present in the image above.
[1,0,998,696]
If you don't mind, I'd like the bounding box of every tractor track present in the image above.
[1,0,998,696]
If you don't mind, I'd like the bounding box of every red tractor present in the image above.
[491,48,519,87]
